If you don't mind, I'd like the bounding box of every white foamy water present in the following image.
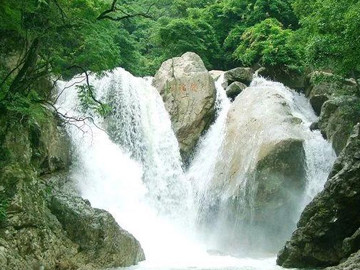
[56,70,335,270]
[187,76,336,255]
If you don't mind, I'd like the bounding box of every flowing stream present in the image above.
[56,68,336,270]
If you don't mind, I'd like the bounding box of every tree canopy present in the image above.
[0,0,359,123]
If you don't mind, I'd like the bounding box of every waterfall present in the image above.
[188,76,336,255]
[56,68,335,270]
[56,68,200,265]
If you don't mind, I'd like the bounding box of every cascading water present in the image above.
[188,76,336,256]
[56,68,335,270]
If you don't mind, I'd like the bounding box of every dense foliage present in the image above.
[0,0,359,122]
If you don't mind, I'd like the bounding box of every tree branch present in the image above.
[66,65,105,108]
[97,1,154,21]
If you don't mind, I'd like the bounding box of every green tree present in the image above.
[294,0,360,79]
[156,18,221,68]
[233,18,304,72]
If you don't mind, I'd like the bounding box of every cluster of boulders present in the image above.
[153,52,360,269]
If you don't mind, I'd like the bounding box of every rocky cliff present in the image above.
[277,124,360,268]
[153,52,216,162]
[306,72,360,155]
[0,110,144,270]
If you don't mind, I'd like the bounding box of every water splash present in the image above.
[188,76,336,255]
[56,69,335,270]
[56,68,197,264]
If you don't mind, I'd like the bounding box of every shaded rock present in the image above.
[223,67,254,88]
[153,52,216,161]
[277,124,360,268]
[199,80,308,254]
[257,67,305,91]
[305,71,358,116]
[49,191,145,268]
[225,81,246,100]
[318,96,360,155]
[310,95,329,115]
[326,250,360,270]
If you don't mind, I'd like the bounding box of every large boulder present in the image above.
[49,191,145,268]
[198,79,308,254]
[153,52,216,161]
[277,124,360,268]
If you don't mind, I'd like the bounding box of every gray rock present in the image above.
[326,250,360,270]
[225,81,246,100]
[319,96,360,155]
[49,191,145,268]
[305,71,358,116]
[153,52,216,161]
[0,111,144,270]
[223,67,254,88]
[200,82,307,254]
[277,124,360,268]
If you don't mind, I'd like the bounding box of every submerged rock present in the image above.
[153,52,216,162]
[277,124,360,268]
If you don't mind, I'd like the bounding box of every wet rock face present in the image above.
[200,80,308,254]
[277,124,360,268]
[153,52,216,162]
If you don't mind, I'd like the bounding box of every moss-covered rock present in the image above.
[318,96,360,155]
[0,110,144,269]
